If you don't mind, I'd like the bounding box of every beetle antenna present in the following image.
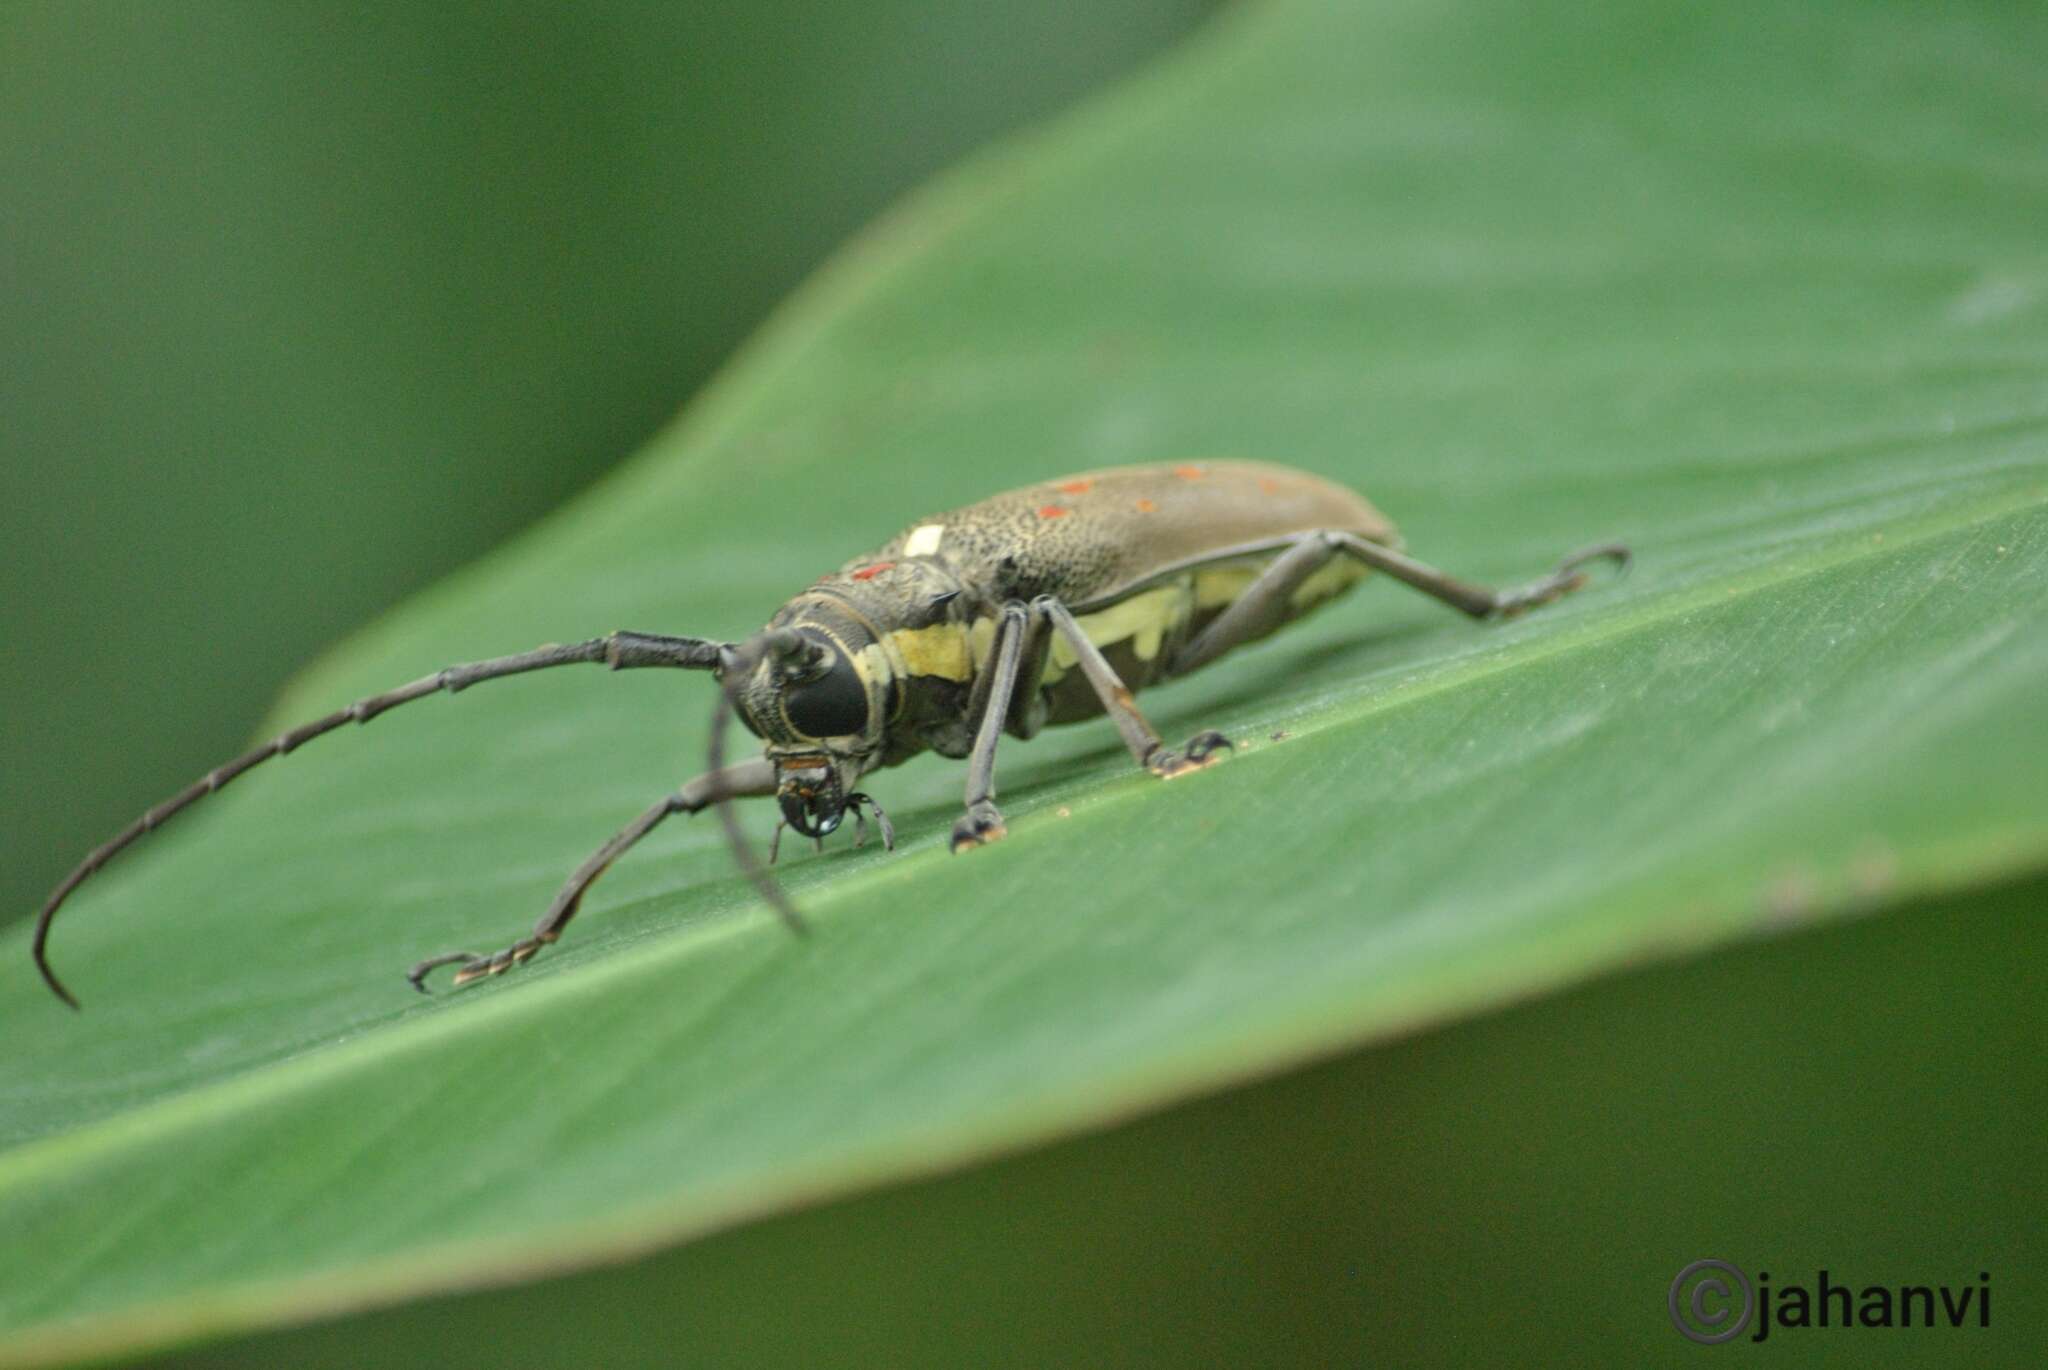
[708,642,807,936]
[761,626,826,681]
[31,629,729,1008]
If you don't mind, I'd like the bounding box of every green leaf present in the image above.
[4,0,2044,1363]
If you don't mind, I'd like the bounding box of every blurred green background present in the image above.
[0,0,1217,931]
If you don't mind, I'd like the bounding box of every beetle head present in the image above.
[721,625,884,837]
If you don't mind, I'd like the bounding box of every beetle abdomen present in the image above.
[1032,547,1370,724]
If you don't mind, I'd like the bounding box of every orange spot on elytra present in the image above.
[850,561,894,580]
[1172,464,1205,480]
[1134,498,1157,513]
[1257,476,1283,494]
[1056,478,1094,494]
[1036,504,1070,519]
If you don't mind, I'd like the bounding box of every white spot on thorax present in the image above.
[904,523,945,557]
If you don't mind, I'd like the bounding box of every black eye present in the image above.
[782,656,868,738]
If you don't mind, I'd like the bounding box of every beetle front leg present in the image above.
[950,601,1034,852]
[407,756,779,991]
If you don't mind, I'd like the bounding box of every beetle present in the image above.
[31,460,1627,1005]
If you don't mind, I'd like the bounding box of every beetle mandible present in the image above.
[32,460,1627,1005]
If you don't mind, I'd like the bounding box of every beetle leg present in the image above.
[1000,605,1057,742]
[1167,535,1344,677]
[1166,530,1631,686]
[1325,532,1631,619]
[406,756,778,992]
[950,601,1032,851]
[959,598,1052,741]
[1036,597,1228,780]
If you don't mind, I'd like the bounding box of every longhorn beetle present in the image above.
[32,460,1627,1005]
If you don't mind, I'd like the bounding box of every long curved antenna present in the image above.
[33,629,728,1008]
[708,644,806,936]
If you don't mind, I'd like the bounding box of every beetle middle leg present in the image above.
[949,596,1218,853]
[1036,597,1232,780]
[408,756,778,991]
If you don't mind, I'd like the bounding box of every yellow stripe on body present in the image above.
[1288,555,1368,608]
[1049,582,1190,674]
[881,622,975,681]
[1194,552,1365,612]
[876,554,1366,688]
[1193,563,1259,609]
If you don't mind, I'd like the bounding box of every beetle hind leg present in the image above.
[1325,532,1630,620]
[1166,531,1631,686]
[1485,541,1632,617]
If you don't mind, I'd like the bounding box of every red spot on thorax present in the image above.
[1056,478,1094,494]
[1134,498,1158,513]
[850,561,895,580]
[1172,464,1205,479]
[1036,504,1070,519]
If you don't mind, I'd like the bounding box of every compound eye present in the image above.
[782,656,868,738]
